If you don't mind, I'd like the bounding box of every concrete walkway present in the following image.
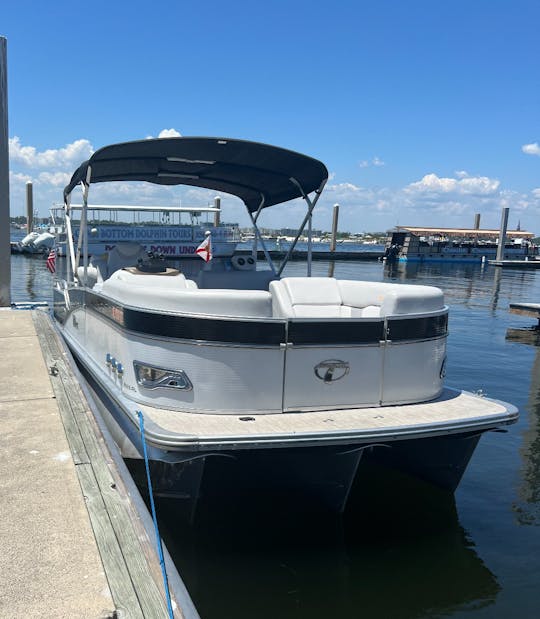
[0,310,114,618]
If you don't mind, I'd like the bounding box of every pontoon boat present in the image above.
[53,137,518,513]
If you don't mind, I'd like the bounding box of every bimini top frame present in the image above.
[62,137,329,281]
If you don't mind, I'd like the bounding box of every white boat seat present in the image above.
[270,277,444,318]
[101,270,272,318]
[270,277,359,318]
[111,268,198,289]
[337,280,444,315]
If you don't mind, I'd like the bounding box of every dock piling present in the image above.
[0,36,10,306]
[328,203,340,278]
[213,196,220,227]
[26,181,34,234]
[496,207,510,262]
[330,203,340,252]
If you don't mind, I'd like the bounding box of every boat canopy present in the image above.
[63,137,329,213]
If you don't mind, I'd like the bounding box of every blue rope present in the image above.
[137,411,174,619]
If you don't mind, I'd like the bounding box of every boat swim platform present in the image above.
[135,389,517,452]
[0,309,197,619]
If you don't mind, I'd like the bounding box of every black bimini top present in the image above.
[63,137,329,213]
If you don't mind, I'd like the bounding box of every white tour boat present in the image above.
[53,137,518,514]
[47,201,240,266]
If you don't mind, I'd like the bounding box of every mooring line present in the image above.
[137,411,174,619]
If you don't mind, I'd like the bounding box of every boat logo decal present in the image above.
[314,359,350,384]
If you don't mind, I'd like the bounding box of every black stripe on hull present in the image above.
[288,320,385,344]
[388,313,448,341]
[55,287,448,346]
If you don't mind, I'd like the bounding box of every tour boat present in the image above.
[47,201,239,266]
[384,226,537,263]
[53,137,518,514]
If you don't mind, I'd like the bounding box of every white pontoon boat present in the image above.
[53,137,518,513]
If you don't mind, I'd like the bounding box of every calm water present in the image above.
[10,249,540,619]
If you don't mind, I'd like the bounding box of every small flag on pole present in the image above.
[196,234,212,262]
[46,248,56,273]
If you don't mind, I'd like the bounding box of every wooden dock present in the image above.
[0,309,198,618]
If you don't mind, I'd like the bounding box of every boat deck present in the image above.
[135,388,517,450]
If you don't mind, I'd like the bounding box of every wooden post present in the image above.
[26,181,34,233]
[0,37,10,306]
[496,207,510,262]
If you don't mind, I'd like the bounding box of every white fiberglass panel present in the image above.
[381,338,446,405]
[282,345,383,411]
[84,312,284,414]
[63,307,86,349]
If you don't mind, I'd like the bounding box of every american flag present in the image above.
[46,248,56,274]
[195,234,213,262]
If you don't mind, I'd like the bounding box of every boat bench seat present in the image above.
[270,277,444,318]
[101,269,273,318]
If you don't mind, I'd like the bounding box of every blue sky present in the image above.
[2,0,540,233]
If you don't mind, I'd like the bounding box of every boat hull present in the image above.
[62,328,515,516]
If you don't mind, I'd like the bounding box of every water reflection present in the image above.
[383,260,485,284]
[155,465,499,619]
[506,326,540,526]
[10,253,56,304]
[383,260,538,317]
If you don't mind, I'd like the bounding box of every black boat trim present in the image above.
[55,288,448,346]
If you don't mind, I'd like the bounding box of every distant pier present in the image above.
[489,259,540,269]
[236,249,384,261]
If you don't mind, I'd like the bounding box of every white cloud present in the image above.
[158,128,182,138]
[522,142,540,156]
[359,156,385,168]
[9,170,33,183]
[404,172,500,196]
[145,128,183,139]
[37,171,72,187]
[9,137,93,168]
